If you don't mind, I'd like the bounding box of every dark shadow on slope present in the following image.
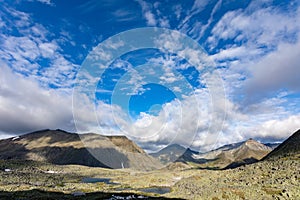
[0,189,183,200]
[0,142,29,160]
[0,141,130,168]
[262,129,300,161]
[32,146,130,169]
[182,157,259,171]
[223,157,258,169]
[193,166,222,170]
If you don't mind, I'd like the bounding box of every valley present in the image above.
[0,155,299,199]
[0,129,299,199]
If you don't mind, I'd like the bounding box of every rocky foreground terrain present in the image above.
[0,130,299,199]
[0,155,299,199]
[170,157,299,199]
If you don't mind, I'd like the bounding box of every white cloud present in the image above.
[211,46,262,62]
[0,6,78,88]
[73,66,226,152]
[135,0,157,26]
[134,112,153,128]
[206,3,300,107]
[39,42,58,58]
[179,0,208,29]
[253,115,300,140]
[159,65,178,84]
[173,4,182,20]
[245,39,300,99]
[112,9,136,22]
[144,11,156,26]
[193,0,223,41]
[0,0,299,155]
[30,0,54,6]
[135,0,170,27]
[3,36,40,63]
[116,67,147,96]
[208,5,300,50]
[0,64,74,135]
[191,0,209,12]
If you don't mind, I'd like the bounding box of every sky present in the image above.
[0,0,300,152]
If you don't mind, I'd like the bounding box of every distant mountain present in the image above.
[263,142,281,150]
[175,148,212,164]
[0,129,162,170]
[196,139,272,169]
[262,129,300,160]
[150,144,186,164]
[151,139,272,169]
[150,144,211,166]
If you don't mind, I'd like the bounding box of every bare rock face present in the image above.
[0,129,162,170]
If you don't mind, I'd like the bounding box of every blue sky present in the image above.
[0,0,300,152]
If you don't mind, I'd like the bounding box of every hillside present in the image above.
[0,129,161,170]
[263,129,300,160]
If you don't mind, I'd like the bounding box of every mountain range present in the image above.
[1,129,299,170]
[152,138,277,169]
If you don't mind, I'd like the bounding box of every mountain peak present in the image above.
[244,138,255,144]
[243,138,271,151]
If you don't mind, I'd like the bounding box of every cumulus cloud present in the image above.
[0,63,123,138]
[245,40,300,101]
[251,115,300,141]
[207,3,300,105]
[0,64,75,135]
[88,82,297,152]
[0,0,299,155]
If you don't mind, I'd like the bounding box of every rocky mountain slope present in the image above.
[169,129,300,199]
[0,129,161,170]
[206,138,272,169]
[263,129,300,160]
[153,139,273,169]
[150,144,186,164]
